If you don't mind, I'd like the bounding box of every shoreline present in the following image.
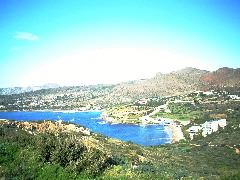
[167,124,185,143]
[0,109,103,113]
[0,119,91,135]
[100,111,185,143]
[1,110,185,144]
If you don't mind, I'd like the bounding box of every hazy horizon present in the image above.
[0,66,238,89]
[1,0,240,88]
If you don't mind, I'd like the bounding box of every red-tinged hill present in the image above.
[1,67,240,109]
[200,67,240,87]
[109,67,240,101]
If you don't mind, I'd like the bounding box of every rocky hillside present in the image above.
[1,67,240,109]
[201,67,240,87]
[110,67,240,100]
[110,67,209,99]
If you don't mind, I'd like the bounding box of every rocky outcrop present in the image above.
[0,120,90,135]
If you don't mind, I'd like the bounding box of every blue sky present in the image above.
[0,0,240,87]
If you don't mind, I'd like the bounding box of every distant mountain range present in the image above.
[0,83,60,95]
[1,67,240,99]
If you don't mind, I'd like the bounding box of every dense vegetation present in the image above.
[1,120,240,179]
[1,87,240,179]
[153,102,202,121]
[0,125,117,179]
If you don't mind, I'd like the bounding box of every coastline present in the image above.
[1,110,185,144]
[0,109,102,113]
[0,119,91,136]
[167,124,185,143]
[101,111,185,143]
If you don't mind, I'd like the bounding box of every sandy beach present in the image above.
[167,124,185,143]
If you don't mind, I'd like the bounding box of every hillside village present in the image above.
[1,67,240,179]
[1,67,240,112]
[0,85,115,111]
[1,74,240,143]
[0,68,240,147]
[1,0,240,177]
[103,89,240,141]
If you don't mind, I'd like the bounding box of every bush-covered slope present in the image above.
[1,120,240,179]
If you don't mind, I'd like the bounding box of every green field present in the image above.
[152,110,202,121]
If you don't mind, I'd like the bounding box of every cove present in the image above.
[0,111,172,146]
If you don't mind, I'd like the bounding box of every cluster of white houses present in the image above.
[188,119,227,139]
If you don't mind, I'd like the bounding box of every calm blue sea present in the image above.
[0,111,172,146]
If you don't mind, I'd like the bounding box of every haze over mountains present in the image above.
[0,83,60,95]
[112,67,240,99]
[1,67,240,99]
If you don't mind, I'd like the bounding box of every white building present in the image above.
[188,119,227,138]
[201,119,227,137]
[228,95,240,100]
[137,98,148,105]
[203,91,214,96]
[217,119,227,128]
[201,121,218,137]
